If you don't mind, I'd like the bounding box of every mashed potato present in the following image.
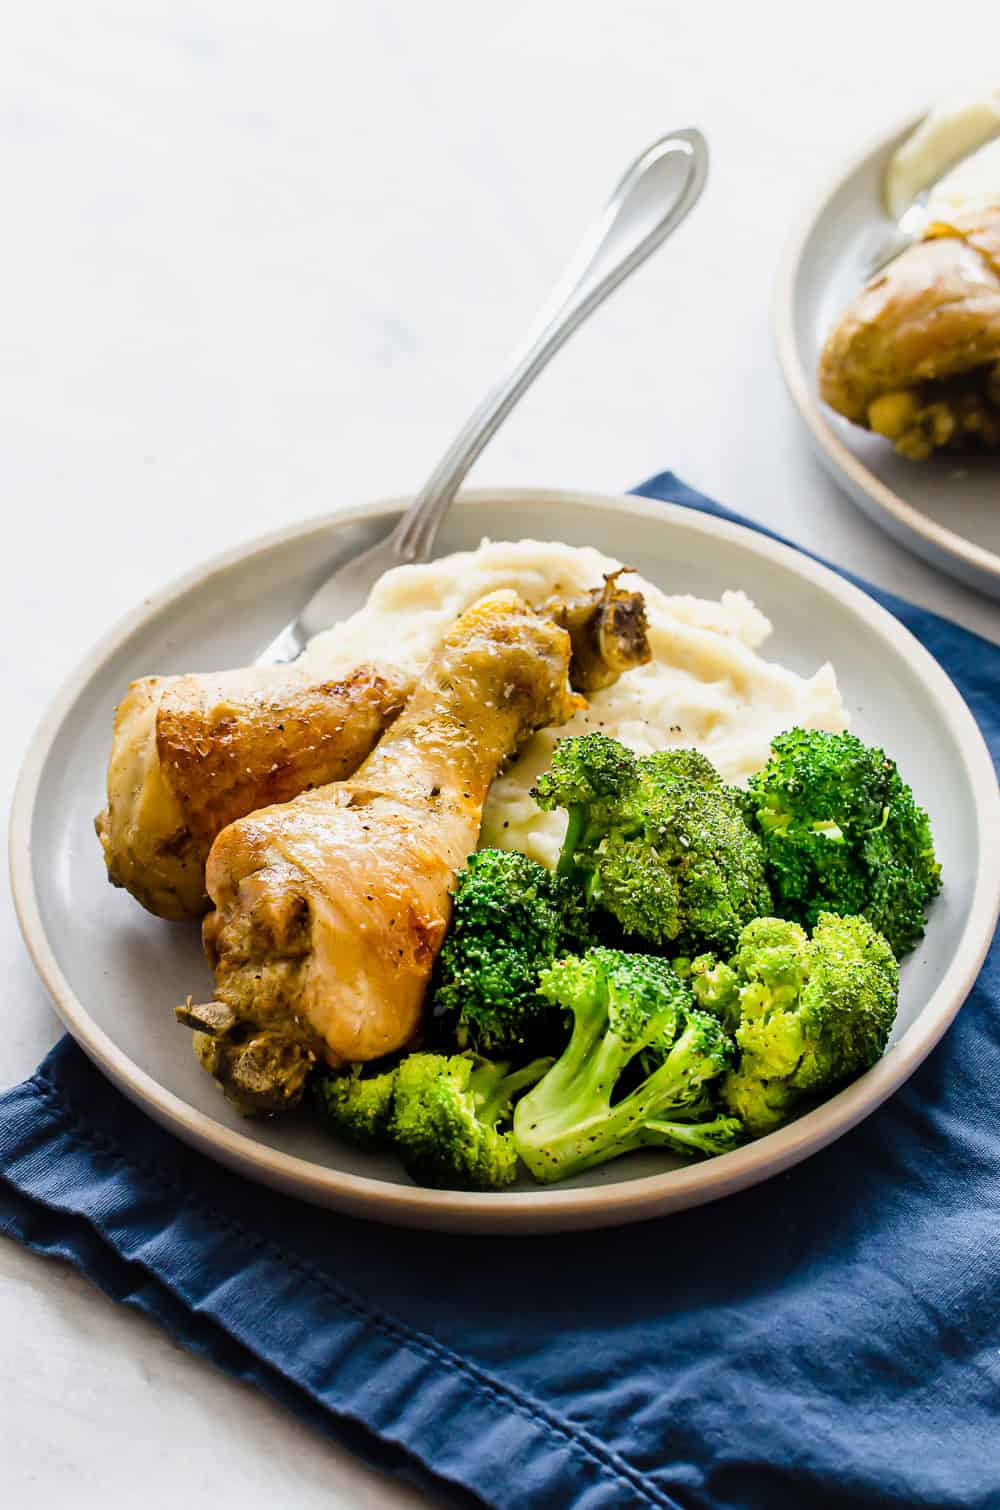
[303,539,847,868]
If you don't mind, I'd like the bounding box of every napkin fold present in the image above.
[2,474,998,1510]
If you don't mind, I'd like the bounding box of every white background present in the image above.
[2,4,998,1505]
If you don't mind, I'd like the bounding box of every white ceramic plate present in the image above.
[775,112,1000,599]
[10,488,1000,1232]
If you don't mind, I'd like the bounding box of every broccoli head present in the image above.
[513,946,742,1183]
[691,912,900,1137]
[315,1051,550,1189]
[313,1064,398,1151]
[532,733,771,953]
[683,953,742,1034]
[389,1052,552,1190]
[429,848,592,1056]
[744,728,941,956]
[533,729,640,810]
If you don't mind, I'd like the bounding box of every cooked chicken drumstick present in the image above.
[96,663,409,919]
[179,585,648,1115]
[97,572,647,921]
[819,207,1000,459]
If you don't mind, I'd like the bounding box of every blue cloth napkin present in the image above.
[3,473,999,1510]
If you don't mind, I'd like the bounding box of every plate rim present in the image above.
[10,486,1000,1232]
[773,107,1000,590]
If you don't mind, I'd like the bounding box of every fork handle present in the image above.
[388,128,708,566]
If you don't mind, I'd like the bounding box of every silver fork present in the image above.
[257,128,708,666]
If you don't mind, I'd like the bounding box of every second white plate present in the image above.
[775,112,1000,599]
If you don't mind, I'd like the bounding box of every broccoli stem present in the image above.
[556,805,587,878]
[471,1057,554,1124]
[643,1115,743,1158]
[517,1037,708,1182]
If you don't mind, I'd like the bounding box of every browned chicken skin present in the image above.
[819,207,1000,458]
[182,590,586,1114]
[97,573,648,921]
[96,663,409,918]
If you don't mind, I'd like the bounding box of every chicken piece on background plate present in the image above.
[819,207,1000,459]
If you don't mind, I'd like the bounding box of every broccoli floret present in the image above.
[513,947,742,1183]
[693,913,900,1137]
[313,1051,549,1189]
[313,1064,398,1151]
[745,728,941,956]
[643,1114,750,1158]
[533,730,640,815]
[390,1052,552,1190]
[532,734,771,953]
[429,848,592,1056]
[687,952,742,1032]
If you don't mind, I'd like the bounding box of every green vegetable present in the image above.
[513,946,742,1183]
[316,1051,551,1190]
[532,733,771,953]
[313,1064,398,1150]
[430,848,592,1056]
[744,728,941,956]
[692,913,900,1137]
[685,953,742,1033]
[390,1052,552,1190]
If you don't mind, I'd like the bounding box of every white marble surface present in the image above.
[2,4,998,1505]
